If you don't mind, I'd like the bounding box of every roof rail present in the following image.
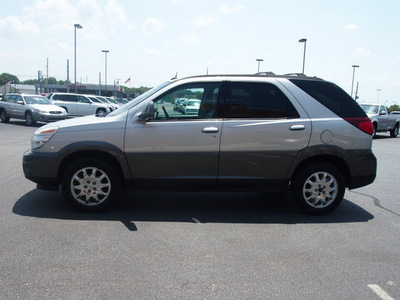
[283,73,308,77]
[255,72,276,75]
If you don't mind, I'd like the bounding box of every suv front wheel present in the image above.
[291,163,345,215]
[62,158,121,211]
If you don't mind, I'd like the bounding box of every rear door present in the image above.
[2,95,17,117]
[218,80,311,189]
[76,95,95,115]
[125,81,223,187]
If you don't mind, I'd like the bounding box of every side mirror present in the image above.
[17,100,24,105]
[138,102,157,120]
[380,110,386,115]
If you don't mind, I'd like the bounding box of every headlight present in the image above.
[31,127,58,149]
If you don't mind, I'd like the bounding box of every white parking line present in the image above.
[368,284,395,300]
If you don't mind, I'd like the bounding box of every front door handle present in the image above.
[202,127,219,133]
[290,125,305,131]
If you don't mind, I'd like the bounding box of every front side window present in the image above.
[152,82,220,121]
[226,82,299,119]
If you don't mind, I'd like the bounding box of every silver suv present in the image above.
[23,74,376,214]
[46,93,110,116]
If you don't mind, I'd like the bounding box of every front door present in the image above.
[124,82,222,187]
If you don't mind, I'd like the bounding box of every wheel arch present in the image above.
[57,149,127,188]
[288,146,352,189]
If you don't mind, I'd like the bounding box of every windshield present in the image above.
[107,81,173,117]
[360,104,379,114]
[24,96,52,105]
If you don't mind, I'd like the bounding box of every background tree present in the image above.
[0,73,20,86]
[23,79,39,85]
[44,77,57,84]
[387,104,400,112]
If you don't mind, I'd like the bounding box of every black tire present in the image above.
[96,108,107,117]
[291,163,345,215]
[390,124,399,138]
[62,158,121,212]
[0,109,10,123]
[25,112,36,126]
[372,123,377,138]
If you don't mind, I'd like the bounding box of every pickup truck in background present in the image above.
[360,103,400,138]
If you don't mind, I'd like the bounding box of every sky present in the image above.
[0,0,399,105]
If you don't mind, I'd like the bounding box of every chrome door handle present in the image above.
[290,125,305,131]
[202,127,219,133]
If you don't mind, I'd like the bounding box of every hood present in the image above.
[30,104,66,112]
[37,113,126,133]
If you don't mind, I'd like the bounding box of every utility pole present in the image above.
[46,57,49,93]
[67,59,70,93]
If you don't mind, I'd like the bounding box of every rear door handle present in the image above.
[202,127,219,133]
[290,125,305,131]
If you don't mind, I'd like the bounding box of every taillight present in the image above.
[344,117,373,135]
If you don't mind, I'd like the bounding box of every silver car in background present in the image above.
[0,93,68,126]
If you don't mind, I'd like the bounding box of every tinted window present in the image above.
[152,82,220,120]
[227,82,299,118]
[290,79,367,118]
[53,94,77,102]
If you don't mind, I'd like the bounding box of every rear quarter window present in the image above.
[289,79,367,118]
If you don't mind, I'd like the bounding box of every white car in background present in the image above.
[46,93,110,117]
[182,99,201,115]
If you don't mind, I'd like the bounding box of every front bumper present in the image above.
[33,112,68,122]
[22,150,61,190]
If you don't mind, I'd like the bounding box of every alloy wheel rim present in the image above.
[70,167,111,206]
[303,171,337,208]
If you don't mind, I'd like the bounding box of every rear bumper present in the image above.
[347,149,377,189]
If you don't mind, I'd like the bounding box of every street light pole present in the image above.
[376,89,381,104]
[256,58,263,73]
[299,38,307,74]
[102,50,109,96]
[351,65,359,99]
[74,24,83,93]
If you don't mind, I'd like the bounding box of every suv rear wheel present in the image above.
[291,163,345,215]
[62,158,121,211]
[96,108,107,117]
[390,123,399,138]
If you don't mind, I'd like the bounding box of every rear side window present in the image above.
[289,79,366,118]
[227,82,299,119]
[53,94,77,102]
[3,95,15,103]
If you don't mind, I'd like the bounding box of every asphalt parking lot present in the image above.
[0,120,399,299]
